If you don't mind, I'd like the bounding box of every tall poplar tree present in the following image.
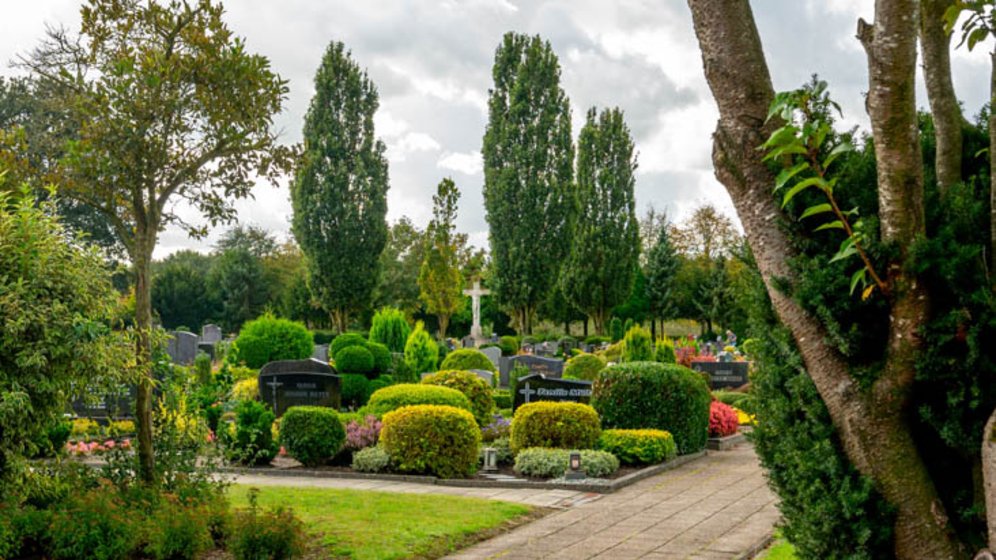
[418,178,464,338]
[292,42,389,333]
[561,107,639,334]
[482,32,574,335]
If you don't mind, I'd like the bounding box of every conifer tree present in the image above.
[561,107,639,334]
[418,178,464,338]
[645,227,681,330]
[482,32,574,335]
[292,41,389,333]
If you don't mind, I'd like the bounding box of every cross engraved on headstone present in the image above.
[265,379,283,411]
[462,279,491,346]
[518,381,535,404]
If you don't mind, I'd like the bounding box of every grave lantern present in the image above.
[566,451,585,480]
[483,447,498,471]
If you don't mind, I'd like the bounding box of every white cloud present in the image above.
[438,151,483,175]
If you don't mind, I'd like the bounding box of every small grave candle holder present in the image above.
[565,451,585,480]
[483,447,498,471]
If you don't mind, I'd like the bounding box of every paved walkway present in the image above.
[447,444,778,560]
[231,472,598,509]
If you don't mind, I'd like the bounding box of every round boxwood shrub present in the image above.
[369,375,393,396]
[509,402,601,454]
[513,448,619,478]
[380,405,481,478]
[421,370,494,426]
[279,406,345,467]
[591,361,711,454]
[341,374,373,409]
[335,345,374,375]
[231,314,313,369]
[498,335,519,356]
[439,349,497,373]
[330,332,367,357]
[362,384,472,416]
[597,429,677,465]
[564,353,607,381]
[367,342,392,374]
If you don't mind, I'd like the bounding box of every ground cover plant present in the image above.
[228,484,532,560]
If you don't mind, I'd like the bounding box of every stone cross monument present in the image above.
[463,280,491,346]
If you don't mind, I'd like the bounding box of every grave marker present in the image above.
[258,359,341,417]
[512,374,593,410]
[690,361,750,389]
[166,330,199,365]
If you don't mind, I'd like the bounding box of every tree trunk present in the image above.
[990,50,996,275]
[920,0,964,192]
[583,318,588,338]
[651,318,657,340]
[983,408,996,551]
[687,1,964,557]
[332,308,349,334]
[438,314,450,339]
[132,230,156,484]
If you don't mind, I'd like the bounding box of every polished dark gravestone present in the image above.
[70,384,137,419]
[498,354,565,388]
[512,374,593,410]
[257,359,341,417]
[689,361,750,389]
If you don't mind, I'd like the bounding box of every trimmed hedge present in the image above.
[330,333,367,357]
[279,406,345,467]
[380,405,481,478]
[592,361,711,454]
[439,349,497,373]
[498,336,519,356]
[334,345,374,375]
[340,374,372,409]
[564,353,606,381]
[492,389,512,410]
[421,370,494,426]
[362,384,471,417]
[231,314,313,369]
[510,402,601,454]
[513,448,619,478]
[598,429,677,465]
[367,342,392,374]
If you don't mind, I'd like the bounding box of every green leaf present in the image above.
[822,141,854,169]
[799,203,833,220]
[814,220,845,232]
[968,27,989,50]
[774,162,809,192]
[849,268,866,295]
[761,126,799,149]
[781,177,826,208]
[830,237,858,263]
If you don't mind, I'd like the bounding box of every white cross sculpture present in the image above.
[463,280,491,345]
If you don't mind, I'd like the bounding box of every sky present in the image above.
[1,1,993,259]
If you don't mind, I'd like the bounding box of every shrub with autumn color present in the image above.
[709,401,739,438]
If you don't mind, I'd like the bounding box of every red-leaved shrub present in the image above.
[709,401,739,437]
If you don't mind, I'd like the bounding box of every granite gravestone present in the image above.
[201,324,222,344]
[467,369,495,387]
[258,359,341,417]
[167,331,199,364]
[499,354,564,388]
[312,344,329,362]
[512,374,593,410]
[197,343,215,360]
[481,346,501,368]
[71,384,137,419]
[690,361,750,389]
[462,336,475,349]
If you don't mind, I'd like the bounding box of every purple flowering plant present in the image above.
[345,415,382,451]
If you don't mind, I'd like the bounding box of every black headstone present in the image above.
[257,359,341,417]
[508,355,564,378]
[689,361,750,389]
[71,383,137,419]
[512,374,593,410]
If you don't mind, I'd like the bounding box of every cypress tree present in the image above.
[292,41,389,333]
[482,32,574,335]
[561,107,639,334]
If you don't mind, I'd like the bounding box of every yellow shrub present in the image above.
[733,407,755,425]
[232,378,259,401]
[71,418,99,438]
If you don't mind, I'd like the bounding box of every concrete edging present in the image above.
[221,450,709,494]
[708,432,746,451]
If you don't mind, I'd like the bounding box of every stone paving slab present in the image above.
[445,444,778,560]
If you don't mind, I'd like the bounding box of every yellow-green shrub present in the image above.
[232,378,259,402]
[421,370,494,425]
[510,402,601,454]
[597,429,677,465]
[379,405,480,478]
[362,384,471,416]
[564,353,607,380]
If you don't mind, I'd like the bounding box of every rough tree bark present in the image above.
[984,408,996,551]
[131,225,156,483]
[686,1,964,557]
[920,0,964,191]
[991,50,996,274]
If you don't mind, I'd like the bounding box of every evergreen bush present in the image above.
[225,400,278,466]
[368,307,411,353]
[329,332,367,357]
[231,314,313,369]
[609,318,624,343]
[498,335,519,356]
[564,353,606,380]
[597,429,676,465]
[367,342,393,374]
[279,406,345,467]
[404,321,438,374]
[513,448,619,478]
[362,384,472,417]
[510,402,601,454]
[421,370,494,426]
[334,345,374,375]
[380,405,480,478]
[340,374,372,409]
[654,337,677,364]
[622,325,653,362]
[439,349,497,373]
[591,361,710,454]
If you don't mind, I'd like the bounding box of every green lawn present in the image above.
[757,531,798,560]
[228,485,534,560]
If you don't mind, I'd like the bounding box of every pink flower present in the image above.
[121,439,132,449]
[279,446,287,456]
[103,440,115,449]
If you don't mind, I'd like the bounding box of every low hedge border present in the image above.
[216,450,707,494]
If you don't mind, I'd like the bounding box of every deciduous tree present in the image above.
[292,41,389,334]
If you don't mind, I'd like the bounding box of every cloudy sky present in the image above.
[2,1,993,258]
